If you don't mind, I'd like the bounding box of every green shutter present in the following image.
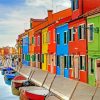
[42,54,44,63]
[32,37,34,44]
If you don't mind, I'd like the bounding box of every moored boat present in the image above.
[11,75,27,96]
[20,86,49,100]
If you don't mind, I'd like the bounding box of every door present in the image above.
[74,55,79,79]
[96,60,100,86]
[36,54,38,68]
[60,56,64,75]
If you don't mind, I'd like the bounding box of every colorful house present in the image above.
[42,28,48,71]
[84,9,100,86]
[68,18,87,83]
[48,24,56,74]
[70,0,100,83]
[29,29,35,67]
[69,0,87,83]
[56,24,69,78]
[34,30,42,69]
[22,31,30,67]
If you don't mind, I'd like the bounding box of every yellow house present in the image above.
[42,28,48,71]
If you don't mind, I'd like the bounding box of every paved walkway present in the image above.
[0,71,19,100]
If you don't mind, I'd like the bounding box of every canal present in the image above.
[0,71,19,100]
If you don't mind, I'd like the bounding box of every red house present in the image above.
[69,0,100,83]
[48,24,56,74]
[34,30,42,69]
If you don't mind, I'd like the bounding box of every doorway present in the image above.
[96,60,100,87]
[60,56,64,75]
[74,55,79,79]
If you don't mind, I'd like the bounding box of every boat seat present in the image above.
[45,96,61,100]
[43,73,56,90]
[71,82,96,100]
[30,68,48,86]
[50,76,78,100]
[93,87,100,100]
[19,66,34,79]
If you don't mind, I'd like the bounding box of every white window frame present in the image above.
[79,23,85,40]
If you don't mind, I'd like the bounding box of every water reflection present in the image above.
[0,71,19,100]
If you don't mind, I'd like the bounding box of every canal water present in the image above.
[0,71,19,100]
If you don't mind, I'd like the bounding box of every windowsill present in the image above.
[89,73,94,75]
[73,8,78,12]
[88,40,93,43]
[69,40,74,42]
[79,39,85,40]
[80,70,86,71]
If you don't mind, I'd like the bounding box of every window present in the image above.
[69,56,73,68]
[48,54,50,65]
[71,0,79,10]
[32,37,34,44]
[22,54,24,59]
[38,36,40,45]
[32,54,36,62]
[48,32,50,43]
[42,54,44,63]
[88,24,94,42]
[42,34,44,44]
[78,24,85,39]
[46,32,48,43]
[38,54,40,62]
[64,56,68,68]
[57,34,60,44]
[57,55,60,66]
[69,28,75,41]
[80,56,86,70]
[89,58,94,74]
[64,32,67,44]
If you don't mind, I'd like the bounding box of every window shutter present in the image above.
[67,31,70,43]
[90,25,93,41]
[78,26,81,39]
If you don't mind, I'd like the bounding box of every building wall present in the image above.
[22,35,30,66]
[48,24,56,74]
[56,24,69,78]
[68,18,87,83]
[42,28,48,71]
[34,31,42,69]
[87,14,100,86]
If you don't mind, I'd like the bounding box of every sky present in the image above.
[0,0,71,47]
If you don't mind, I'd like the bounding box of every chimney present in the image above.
[48,10,53,23]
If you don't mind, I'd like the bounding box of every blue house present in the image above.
[22,36,30,66]
[56,23,69,78]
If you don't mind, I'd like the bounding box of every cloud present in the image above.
[0,0,71,47]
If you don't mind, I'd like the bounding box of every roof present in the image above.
[83,7,100,17]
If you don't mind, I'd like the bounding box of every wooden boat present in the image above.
[11,75,27,96]
[20,86,49,100]
[1,67,13,75]
[4,73,16,85]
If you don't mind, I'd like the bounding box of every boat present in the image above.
[11,75,27,96]
[20,86,49,100]
[4,73,16,85]
[1,67,13,75]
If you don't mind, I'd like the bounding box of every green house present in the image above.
[87,14,100,86]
